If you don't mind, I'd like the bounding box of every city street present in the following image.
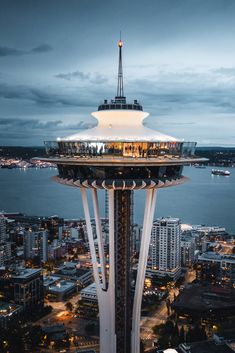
[140,269,196,344]
[35,269,196,351]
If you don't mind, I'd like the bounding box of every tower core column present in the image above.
[114,190,133,353]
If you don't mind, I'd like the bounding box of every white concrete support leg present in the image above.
[80,188,116,353]
[131,188,157,353]
[80,188,100,286]
[91,188,107,290]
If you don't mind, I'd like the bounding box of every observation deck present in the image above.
[41,139,206,190]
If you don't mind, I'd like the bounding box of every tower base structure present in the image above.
[81,186,157,353]
[52,174,190,353]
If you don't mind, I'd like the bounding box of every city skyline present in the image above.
[0,2,235,353]
[1,0,235,146]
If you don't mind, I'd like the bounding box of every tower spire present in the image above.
[116,35,125,99]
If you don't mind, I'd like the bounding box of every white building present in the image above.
[150,217,181,280]
[24,229,48,262]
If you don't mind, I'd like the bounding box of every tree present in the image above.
[187,324,207,343]
[65,302,73,312]
[179,326,185,343]
[85,322,95,334]
[173,321,179,336]
[140,340,145,353]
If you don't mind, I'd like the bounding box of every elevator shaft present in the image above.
[114,190,133,353]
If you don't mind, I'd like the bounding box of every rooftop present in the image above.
[48,280,76,293]
[0,302,22,317]
[199,252,235,263]
[0,266,41,279]
[81,282,97,295]
[43,276,60,287]
[154,341,234,353]
[172,284,235,314]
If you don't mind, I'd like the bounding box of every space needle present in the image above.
[41,39,206,353]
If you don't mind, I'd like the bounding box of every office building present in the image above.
[0,215,7,243]
[181,235,196,267]
[0,242,12,266]
[23,229,48,262]
[0,266,43,312]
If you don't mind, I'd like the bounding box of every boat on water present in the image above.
[211,169,230,176]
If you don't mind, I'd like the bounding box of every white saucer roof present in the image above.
[58,110,182,143]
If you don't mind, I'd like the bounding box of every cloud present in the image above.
[0,82,95,107]
[0,118,94,131]
[126,67,235,115]
[0,118,95,144]
[0,47,25,57]
[0,44,53,57]
[30,44,53,53]
[55,70,108,84]
[214,67,235,76]
[55,71,90,81]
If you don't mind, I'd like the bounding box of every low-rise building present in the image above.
[171,284,235,321]
[80,283,97,303]
[56,262,92,287]
[43,275,60,291]
[196,252,235,285]
[47,280,76,301]
[0,301,23,328]
[0,266,43,312]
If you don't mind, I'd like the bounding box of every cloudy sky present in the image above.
[1,0,235,146]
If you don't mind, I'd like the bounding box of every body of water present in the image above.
[0,166,234,233]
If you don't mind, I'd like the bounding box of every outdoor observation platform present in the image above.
[39,140,206,190]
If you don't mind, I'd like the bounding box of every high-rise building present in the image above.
[150,217,181,280]
[41,216,64,242]
[0,215,7,243]
[37,40,206,353]
[181,235,196,267]
[0,215,12,266]
[0,242,11,266]
[24,229,48,262]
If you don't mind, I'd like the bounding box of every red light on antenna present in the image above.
[118,40,123,47]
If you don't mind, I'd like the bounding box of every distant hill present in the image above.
[195,147,235,166]
[0,146,46,159]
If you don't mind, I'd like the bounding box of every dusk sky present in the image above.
[1,0,235,146]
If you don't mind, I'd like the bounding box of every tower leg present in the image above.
[81,188,116,353]
[131,189,157,353]
[81,187,157,353]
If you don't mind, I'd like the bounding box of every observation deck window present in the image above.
[44,140,196,159]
